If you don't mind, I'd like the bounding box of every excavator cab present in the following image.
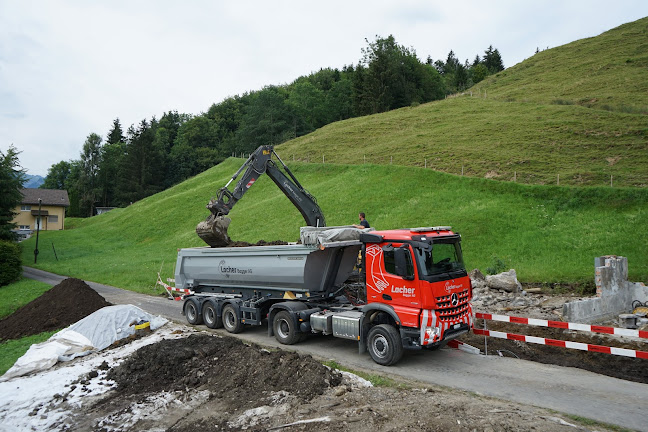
[196,145,325,247]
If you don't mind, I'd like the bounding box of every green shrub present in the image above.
[0,240,21,286]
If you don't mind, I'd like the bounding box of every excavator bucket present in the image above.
[196,215,231,247]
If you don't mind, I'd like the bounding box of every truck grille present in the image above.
[436,289,470,322]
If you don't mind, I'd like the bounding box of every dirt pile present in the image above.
[0,278,111,342]
[107,333,341,409]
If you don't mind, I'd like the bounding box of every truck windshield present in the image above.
[415,241,466,279]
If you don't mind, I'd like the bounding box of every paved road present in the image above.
[23,267,648,431]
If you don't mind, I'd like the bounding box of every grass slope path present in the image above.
[20,159,648,293]
[277,17,648,187]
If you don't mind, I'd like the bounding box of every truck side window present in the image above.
[383,246,414,278]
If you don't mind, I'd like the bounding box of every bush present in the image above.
[0,240,21,286]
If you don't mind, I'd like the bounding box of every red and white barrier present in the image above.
[475,312,648,340]
[472,328,648,359]
[157,274,193,301]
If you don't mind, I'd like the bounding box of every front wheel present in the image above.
[273,311,301,345]
[222,304,244,334]
[367,324,403,366]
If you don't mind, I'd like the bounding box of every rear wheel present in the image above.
[222,304,244,334]
[202,302,223,329]
[273,311,301,345]
[184,299,203,325]
[367,324,403,366]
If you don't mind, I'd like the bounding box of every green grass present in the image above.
[0,278,56,376]
[276,18,648,188]
[0,331,57,375]
[322,360,409,388]
[0,278,53,318]
[19,159,648,292]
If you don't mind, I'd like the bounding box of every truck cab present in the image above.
[359,227,473,353]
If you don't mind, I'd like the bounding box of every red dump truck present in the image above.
[176,225,473,365]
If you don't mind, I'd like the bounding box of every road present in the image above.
[23,267,648,431]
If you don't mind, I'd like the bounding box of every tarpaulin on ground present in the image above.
[1,305,167,380]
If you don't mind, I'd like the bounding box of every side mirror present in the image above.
[394,247,414,280]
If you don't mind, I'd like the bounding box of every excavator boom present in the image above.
[196,145,325,247]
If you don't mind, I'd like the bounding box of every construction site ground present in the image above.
[3,275,646,431]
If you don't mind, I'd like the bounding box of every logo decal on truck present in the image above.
[444,280,463,293]
[219,259,253,277]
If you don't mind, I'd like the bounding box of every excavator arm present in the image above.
[196,145,325,247]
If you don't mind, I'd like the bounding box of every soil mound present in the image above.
[0,278,111,342]
[107,334,341,408]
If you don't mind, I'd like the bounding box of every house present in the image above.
[13,188,70,240]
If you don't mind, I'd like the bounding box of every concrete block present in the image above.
[563,256,641,324]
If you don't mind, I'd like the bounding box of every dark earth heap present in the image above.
[107,334,341,409]
[0,278,111,342]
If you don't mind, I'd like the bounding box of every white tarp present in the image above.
[300,225,367,246]
[1,304,167,380]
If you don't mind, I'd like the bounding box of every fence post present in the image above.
[557,174,560,185]
[514,171,516,182]
[611,175,613,187]
[364,155,366,164]
[322,154,325,164]
[425,158,427,169]
[462,166,464,176]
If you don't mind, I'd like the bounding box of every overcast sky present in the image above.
[2,1,647,176]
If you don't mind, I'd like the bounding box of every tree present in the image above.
[78,133,102,216]
[41,160,72,190]
[484,45,504,73]
[0,145,25,241]
[237,86,297,151]
[107,118,124,145]
[355,35,445,114]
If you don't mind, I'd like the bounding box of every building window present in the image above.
[21,205,31,211]
[48,215,59,223]
[19,225,31,230]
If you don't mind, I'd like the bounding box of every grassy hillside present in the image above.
[22,159,648,293]
[277,18,648,187]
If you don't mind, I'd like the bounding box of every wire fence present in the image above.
[230,152,640,188]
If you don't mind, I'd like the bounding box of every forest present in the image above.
[40,36,504,217]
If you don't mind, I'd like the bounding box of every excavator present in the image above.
[196,145,326,247]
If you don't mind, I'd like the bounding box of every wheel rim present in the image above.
[186,303,197,321]
[224,309,235,329]
[205,307,214,324]
[276,318,290,339]
[372,334,389,358]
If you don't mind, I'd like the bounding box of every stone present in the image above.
[486,269,522,293]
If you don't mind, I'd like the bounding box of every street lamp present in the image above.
[34,198,41,264]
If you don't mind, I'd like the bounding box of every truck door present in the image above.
[365,243,419,307]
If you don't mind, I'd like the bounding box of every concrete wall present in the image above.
[562,256,648,323]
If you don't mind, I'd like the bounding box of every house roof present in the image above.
[20,188,70,207]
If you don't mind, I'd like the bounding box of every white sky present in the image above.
[1,1,647,176]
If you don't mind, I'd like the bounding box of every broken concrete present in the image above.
[485,269,522,293]
[562,256,648,323]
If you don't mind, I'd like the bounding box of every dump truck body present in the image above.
[177,226,472,365]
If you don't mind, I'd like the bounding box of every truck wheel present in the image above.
[184,299,203,325]
[222,304,244,334]
[367,324,403,366]
[202,302,223,329]
[273,311,301,345]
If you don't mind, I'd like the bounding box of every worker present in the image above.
[354,212,370,229]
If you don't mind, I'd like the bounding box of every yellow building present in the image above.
[13,188,70,240]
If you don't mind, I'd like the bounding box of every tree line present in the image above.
[41,36,504,217]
